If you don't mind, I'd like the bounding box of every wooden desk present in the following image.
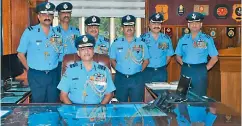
[219,48,241,114]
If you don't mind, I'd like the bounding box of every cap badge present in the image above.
[192,13,196,19]
[92,17,96,22]
[63,4,68,9]
[46,3,51,9]
[126,15,131,20]
[155,14,160,19]
[83,36,88,43]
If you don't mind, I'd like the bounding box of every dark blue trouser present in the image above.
[56,62,62,84]
[181,63,208,96]
[114,71,144,102]
[143,66,167,83]
[28,68,59,103]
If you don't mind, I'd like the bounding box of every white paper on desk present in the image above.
[0,110,10,117]
[145,82,178,90]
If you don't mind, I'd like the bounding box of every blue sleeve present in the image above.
[175,38,183,56]
[143,42,150,60]
[17,29,30,53]
[104,68,116,94]
[57,68,71,93]
[166,37,174,56]
[110,42,117,59]
[207,38,218,57]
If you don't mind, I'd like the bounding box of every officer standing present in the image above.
[141,13,174,83]
[57,34,116,104]
[175,12,218,96]
[55,2,80,83]
[110,15,150,102]
[17,2,61,103]
[85,15,110,55]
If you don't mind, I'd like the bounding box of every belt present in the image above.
[116,71,140,78]
[147,65,166,71]
[183,62,206,68]
[29,68,55,74]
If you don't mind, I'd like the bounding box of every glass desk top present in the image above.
[1,103,241,126]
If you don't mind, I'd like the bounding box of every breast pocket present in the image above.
[70,81,79,94]
[116,47,126,60]
[182,44,188,53]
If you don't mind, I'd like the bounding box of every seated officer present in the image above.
[175,12,218,96]
[17,2,60,103]
[85,16,110,55]
[110,15,150,102]
[55,2,80,83]
[57,35,116,104]
[141,13,174,83]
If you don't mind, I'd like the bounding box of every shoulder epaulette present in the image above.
[113,38,118,42]
[140,33,146,38]
[69,62,78,68]
[27,26,33,31]
[98,64,106,71]
[178,34,188,41]
[202,32,211,39]
[163,34,171,40]
[57,27,61,33]
[104,37,110,42]
[141,38,145,42]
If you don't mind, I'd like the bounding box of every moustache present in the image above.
[64,16,70,19]
[153,27,160,29]
[127,29,132,32]
[44,19,51,22]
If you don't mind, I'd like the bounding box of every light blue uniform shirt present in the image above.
[54,25,80,61]
[110,37,150,75]
[141,32,174,68]
[17,24,61,70]
[94,35,110,55]
[175,32,218,64]
[57,61,116,104]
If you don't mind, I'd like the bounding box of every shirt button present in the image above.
[128,68,130,69]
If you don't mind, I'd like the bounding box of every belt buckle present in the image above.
[154,68,158,71]
[126,75,129,78]
[188,64,190,67]
[45,70,50,74]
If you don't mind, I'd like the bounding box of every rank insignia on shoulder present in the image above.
[72,77,79,80]
[28,26,33,31]
[98,64,106,71]
[113,38,118,42]
[104,37,110,42]
[70,62,78,68]
[140,33,146,38]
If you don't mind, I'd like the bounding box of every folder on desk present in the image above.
[145,82,178,90]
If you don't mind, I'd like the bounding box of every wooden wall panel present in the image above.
[11,0,29,54]
[207,61,221,101]
[2,0,11,55]
[221,72,241,113]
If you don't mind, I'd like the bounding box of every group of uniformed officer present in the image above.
[17,1,218,104]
